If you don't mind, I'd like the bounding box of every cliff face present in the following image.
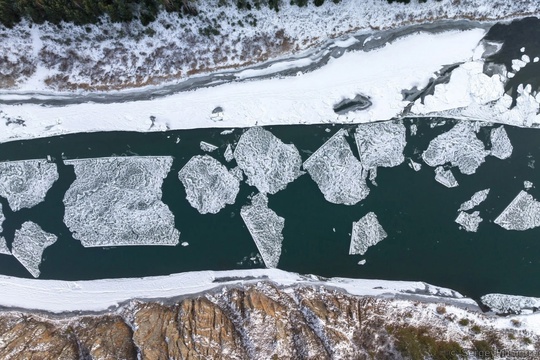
[0,283,537,360]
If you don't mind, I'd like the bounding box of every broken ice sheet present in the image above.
[240,193,284,268]
[304,129,369,205]
[434,166,458,188]
[455,211,482,232]
[178,155,240,214]
[459,189,490,212]
[354,121,406,169]
[422,122,490,175]
[63,156,179,247]
[490,126,513,160]
[495,190,540,231]
[0,159,59,211]
[200,141,218,153]
[234,127,303,194]
[349,212,387,256]
[12,221,57,278]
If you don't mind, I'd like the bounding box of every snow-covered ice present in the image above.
[12,221,57,278]
[422,122,489,175]
[63,156,179,247]
[240,193,284,268]
[434,166,459,188]
[200,141,218,153]
[178,155,240,214]
[234,127,303,194]
[459,189,490,211]
[230,166,243,181]
[0,159,58,211]
[455,211,482,232]
[304,129,369,205]
[224,144,234,162]
[354,121,406,170]
[524,181,534,190]
[349,212,387,256]
[495,191,540,231]
[490,126,513,160]
[0,237,9,255]
[481,293,540,315]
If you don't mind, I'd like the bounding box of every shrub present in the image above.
[458,318,469,326]
[436,305,447,315]
[471,325,481,334]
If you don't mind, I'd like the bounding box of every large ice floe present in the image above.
[455,211,482,232]
[12,221,57,278]
[233,127,303,194]
[481,293,540,315]
[422,122,489,175]
[494,191,540,231]
[63,156,179,247]
[434,166,458,188]
[349,212,387,255]
[304,129,369,205]
[490,126,513,160]
[0,159,58,212]
[240,193,284,268]
[178,155,240,214]
[354,121,406,169]
[459,189,490,211]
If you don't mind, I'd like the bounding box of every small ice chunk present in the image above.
[181,242,189,247]
[524,181,534,190]
[12,221,57,278]
[481,293,540,314]
[495,191,540,231]
[234,127,303,194]
[349,212,387,255]
[240,193,284,268]
[455,211,482,232]
[507,72,515,78]
[178,155,240,214]
[224,144,234,162]
[358,259,366,265]
[64,157,179,247]
[459,189,490,211]
[200,141,218,152]
[0,159,59,211]
[522,54,531,63]
[368,168,378,186]
[422,122,489,175]
[355,121,406,169]
[304,129,369,205]
[520,47,526,53]
[410,124,418,136]
[512,58,527,72]
[434,167,458,188]
[0,237,10,255]
[534,57,540,63]
[220,129,234,135]
[490,126,513,160]
[408,159,422,171]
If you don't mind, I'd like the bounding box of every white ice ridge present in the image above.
[240,193,284,268]
[63,156,179,247]
[495,191,540,231]
[224,144,234,162]
[481,293,540,315]
[490,126,513,160]
[459,189,490,212]
[200,141,218,153]
[455,211,482,232]
[0,159,58,211]
[434,167,458,188]
[422,122,489,175]
[304,129,369,205]
[234,127,303,195]
[354,121,406,169]
[178,155,240,214]
[349,212,387,256]
[12,221,57,278]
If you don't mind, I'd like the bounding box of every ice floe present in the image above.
[0,159,58,211]
[481,293,540,315]
[178,155,240,214]
[304,129,369,205]
[349,212,387,256]
[458,189,490,211]
[494,191,540,231]
[408,159,422,172]
[422,122,489,175]
[490,126,513,160]
[455,211,482,232]
[240,193,284,268]
[434,167,458,188]
[63,156,179,247]
[234,127,303,194]
[0,238,10,255]
[524,181,534,190]
[230,167,243,181]
[200,141,218,152]
[354,121,406,170]
[12,221,57,278]
[224,144,234,162]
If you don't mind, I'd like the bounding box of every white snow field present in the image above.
[178,155,241,214]
[0,159,58,211]
[63,156,179,247]
[240,193,284,268]
[349,212,387,255]
[12,221,57,278]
